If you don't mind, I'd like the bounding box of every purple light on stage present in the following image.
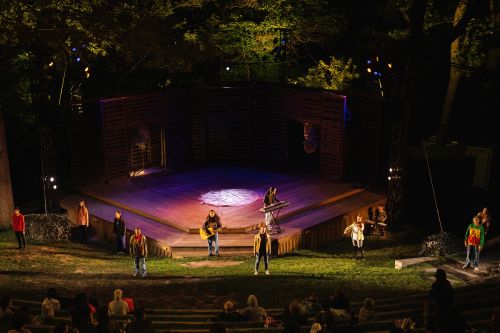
[200,189,261,207]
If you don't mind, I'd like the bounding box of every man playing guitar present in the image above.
[202,210,222,257]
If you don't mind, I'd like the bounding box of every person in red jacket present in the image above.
[12,207,26,249]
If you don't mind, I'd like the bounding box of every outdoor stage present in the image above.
[61,166,386,257]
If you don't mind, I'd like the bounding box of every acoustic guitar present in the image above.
[199,227,216,240]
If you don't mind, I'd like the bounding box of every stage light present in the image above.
[374,71,378,75]
[388,63,392,69]
[367,68,372,73]
[389,168,393,173]
[76,57,81,62]
[72,47,77,52]
[84,67,89,72]
[48,61,54,67]
[52,185,57,190]
[225,66,230,71]
[367,60,371,64]
[86,72,90,79]
[376,56,379,61]
[49,176,55,182]
[388,176,391,181]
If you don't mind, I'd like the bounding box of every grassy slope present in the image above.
[0,230,438,309]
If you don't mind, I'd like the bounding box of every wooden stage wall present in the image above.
[96,85,383,184]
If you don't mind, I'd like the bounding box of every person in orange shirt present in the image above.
[12,207,26,249]
[77,200,89,242]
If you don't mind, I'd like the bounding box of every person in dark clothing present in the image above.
[429,269,454,311]
[0,296,14,333]
[71,292,93,333]
[330,289,350,310]
[216,301,242,322]
[315,300,335,333]
[95,306,120,333]
[283,301,307,333]
[254,226,271,275]
[113,211,126,254]
[263,187,279,230]
[126,306,154,333]
[204,210,222,256]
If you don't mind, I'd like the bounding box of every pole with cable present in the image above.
[423,142,444,232]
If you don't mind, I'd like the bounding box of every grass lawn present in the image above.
[0,228,442,310]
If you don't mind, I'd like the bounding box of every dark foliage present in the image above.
[420,232,462,256]
[25,214,72,242]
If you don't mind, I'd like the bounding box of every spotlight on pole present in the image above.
[76,57,81,62]
[225,66,230,71]
[48,61,54,67]
[49,176,55,182]
[71,47,77,52]
[367,68,372,73]
[53,185,57,190]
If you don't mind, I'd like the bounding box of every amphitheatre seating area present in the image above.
[10,282,499,333]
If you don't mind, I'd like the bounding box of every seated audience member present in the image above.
[108,289,129,316]
[310,322,322,333]
[358,297,375,322]
[41,288,61,323]
[428,269,454,311]
[315,300,335,333]
[301,295,322,316]
[239,295,267,322]
[283,301,307,333]
[208,322,228,333]
[95,306,120,333]
[491,307,500,333]
[216,301,242,322]
[53,322,79,333]
[330,289,350,311]
[126,306,154,333]
[7,312,31,333]
[71,292,93,333]
[0,296,15,332]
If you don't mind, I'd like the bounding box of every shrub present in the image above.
[419,232,462,257]
[25,214,72,242]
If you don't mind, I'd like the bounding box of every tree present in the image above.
[290,57,359,90]
[0,111,14,228]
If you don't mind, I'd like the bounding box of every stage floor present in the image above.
[82,166,359,232]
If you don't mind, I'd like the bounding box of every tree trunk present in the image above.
[437,0,470,143]
[0,111,14,228]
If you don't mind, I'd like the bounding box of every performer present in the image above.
[204,210,222,256]
[463,216,484,271]
[263,187,279,230]
[77,200,89,242]
[351,215,365,260]
[254,225,271,275]
[113,210,126,254]
[12,207,26,250]
[129,228,147,277]
[375,204,387,224]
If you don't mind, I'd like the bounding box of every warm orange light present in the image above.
[388,63,392,69]
[367,68,372,73]
[48,61,54,67]
[376,56,379,62]
[84,67,89,72]
[86,73,90,79]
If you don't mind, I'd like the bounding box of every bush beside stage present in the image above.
[24,214,72,242]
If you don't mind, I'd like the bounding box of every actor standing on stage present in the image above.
[129,228,147,277]
[12,207,26,250]
[77,200,89,242]
[263,187,279,230]
[463,216,484,271]
[113,210,126,254]
[352,215,365,260]
[254,226,271,275]
[204,210,222,256]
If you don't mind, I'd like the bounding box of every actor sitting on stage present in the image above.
[254,226,271,275]
[204,210,222,257]
[352,215,365,260]
[264,187,279,230]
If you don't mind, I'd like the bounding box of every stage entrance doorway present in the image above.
[287,120,320,174]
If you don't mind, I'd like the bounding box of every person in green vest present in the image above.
[463,216,485,271]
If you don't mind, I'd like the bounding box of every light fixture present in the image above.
[84,67,89,72]
[76,57,81,62]
[49,176,55,182]
[52,185,57,190]
[367,68,372,73]
[48,61,54,67]
[225,66,230,71]
[388,63,392,69]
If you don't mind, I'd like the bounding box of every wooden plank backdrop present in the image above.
[99,86,350,182]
